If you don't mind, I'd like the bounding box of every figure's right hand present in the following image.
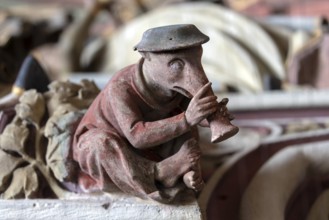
[185,82,218,127]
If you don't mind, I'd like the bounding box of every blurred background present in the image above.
[1,0,329,93]
[1,0,329,220]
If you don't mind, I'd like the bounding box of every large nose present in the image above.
[183,62,210,96]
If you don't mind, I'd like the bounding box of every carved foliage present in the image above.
[3,165,39,199]
[0,90,45,198]
[0,150,24,192]
[0,80,100,199]
[45,110,85,182]
[0,123,29,154]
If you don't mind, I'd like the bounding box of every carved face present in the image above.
[143,46,209,99]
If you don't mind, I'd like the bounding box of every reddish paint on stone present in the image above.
[73,24,237,203]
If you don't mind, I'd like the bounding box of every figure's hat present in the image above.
[134,24,209,52]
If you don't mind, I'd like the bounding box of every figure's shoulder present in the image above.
[104,62,138,95]
[111,63,137,83]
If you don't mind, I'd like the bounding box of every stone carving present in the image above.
[0,80,99,199]
[0,24,238,204]
[73,24,238,203]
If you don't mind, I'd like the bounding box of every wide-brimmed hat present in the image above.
[134,24,209,52]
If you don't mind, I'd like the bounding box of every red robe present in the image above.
[73,58,193,202]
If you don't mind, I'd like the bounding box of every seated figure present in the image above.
[73,24,237,203]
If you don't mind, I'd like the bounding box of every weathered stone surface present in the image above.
[3,165,39,199]
[0,193,203,220]
[0,150,24,192]
[0,80,100,199]
[45,110,84,182]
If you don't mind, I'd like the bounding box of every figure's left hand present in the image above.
[198,98,234,126]
[185,83,218,127]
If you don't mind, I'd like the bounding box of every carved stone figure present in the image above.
[73,24,238,203]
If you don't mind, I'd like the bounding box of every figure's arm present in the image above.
[180,97,209,128]
[110,92,190,149]
[109,83,218,150]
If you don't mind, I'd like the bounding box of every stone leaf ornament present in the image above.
[0,90,47,199]
[15,90,45,126]
[0,80,99,199]
[2,165,39,199]
[0,122,29,155]
[0,150,24,192]
[45,110,85,183]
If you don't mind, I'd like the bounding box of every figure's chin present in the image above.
[172,86,193,99]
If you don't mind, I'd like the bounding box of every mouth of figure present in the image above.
[173,86,193,99]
